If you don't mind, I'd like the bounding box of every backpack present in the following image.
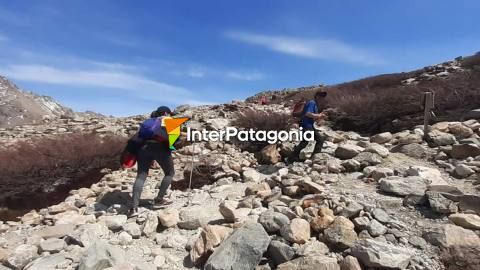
[138,117,168,142]
[291,101,306,118]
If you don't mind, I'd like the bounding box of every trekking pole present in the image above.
[186,143,195,206]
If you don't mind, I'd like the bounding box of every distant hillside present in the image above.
[248,53,480,133]
[0,76,88,128]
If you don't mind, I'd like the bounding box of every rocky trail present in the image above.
[0,102,479,270]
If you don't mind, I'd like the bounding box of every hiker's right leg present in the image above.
[290,138,309,161]
[132,152,151,210]
[155,154,175,202]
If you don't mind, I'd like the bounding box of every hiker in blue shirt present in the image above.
[290,90,328,162]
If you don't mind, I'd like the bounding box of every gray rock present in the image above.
[33,224,75,239]
[143,212,159,237]
[204,223,270,270]
[342,159,361,172]
[454,164,475,178]
[24,254,71,270]
[6,245,38,270]
[78,240,125,270]
[335,144,364,159]
[296,240,329,257]
[392,143,427,159]
[39,238,66,253]
[123,223,141,239]
[371,168,394,181]
[371,132,393,144]
[178,205,223,230]
[277,256,340,270]
[427,130,457,147]
[367,219,387,237]
[340,256,362,270]
[97,215,127,231]
[426,191,458,214]
[259,211,290,234]
[340,201,363,218]
[324,216,357,250]
[365,144,390,158]
[280,218,311,244]
[353,217,370,231]
[350,239,413,269]
[372,208,390,223]
[379,176,427,196]
[243,168,263,182]
[353,152,383,166]
[267,240,295,266]
[423,224,480,248]
[450,144,480,159]
[408,236,427,249]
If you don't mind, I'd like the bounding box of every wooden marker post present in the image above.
[423,92,434,139]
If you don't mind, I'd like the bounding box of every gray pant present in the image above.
[132,142,174,210]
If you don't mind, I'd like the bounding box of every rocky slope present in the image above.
[0,76,76,128]
[0,101,479,270]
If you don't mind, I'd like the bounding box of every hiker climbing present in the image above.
[288,90,328,163]
[130,106,176,216]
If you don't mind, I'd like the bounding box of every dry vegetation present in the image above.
[232,108,293,131]
[279,54,480,133]
[0,133,126,211]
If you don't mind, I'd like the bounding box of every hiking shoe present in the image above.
[128,208,139,218]
[154,198,173,206]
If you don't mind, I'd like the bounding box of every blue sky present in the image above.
[0,1,478,116]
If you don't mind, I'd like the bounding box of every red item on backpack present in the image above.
[121,152,137,168]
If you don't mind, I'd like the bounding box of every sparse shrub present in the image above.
[441,246,480,270]
[0,133,127,211]
[280,61,480,133]
[232,108,292,131]
[0,133,126,179]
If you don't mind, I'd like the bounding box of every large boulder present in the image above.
[157,208,179,228]
[190,225,233,266]
[450,144,480,159]
[39,238,66,253]
[24,254,72,270]
[365,144,390,158]
[204,223,270,270]
[370,132,393,144]
[423,224,480,248]
[258,144,281,164]
[448,214,480,230]
[379,176,427,196]
[323,216,357,250]
[427,130,457,147]
[340,256,362,270]
[280,218,311,244]
[242,168,264,183]
[97,215,127,231]
[350,239,413,269]
[6,245,38,269]
[277,256,340,270]
[335,144,364,159]
[353,152,383,166]
[178,205,223,230]
[33,224,75,239]
[392,143,428,159]
[78,240,125,270]
[267,240,295,266]
[258,211,290,234]
[448,122,474,139]
[405,166,448,186]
